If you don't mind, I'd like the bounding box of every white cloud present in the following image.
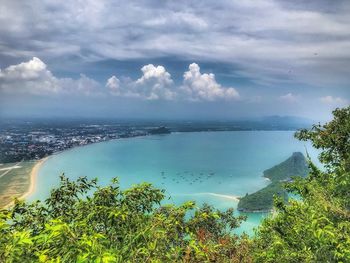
[2,58,241,102]
[136,64,173,86]
[1,57,48,80]
[0,57,60,95]
[59,74,101,96]
[181,63,239,101]
[279,93,299,103]
[135,64,175,100]
[0,57,100,96]
[319,96,349,106]
[105,75,140,98]
[106,63,240,101]
[106,75,121,95]
[106,64,176,100]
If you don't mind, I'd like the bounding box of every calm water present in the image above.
[30,131,319,234]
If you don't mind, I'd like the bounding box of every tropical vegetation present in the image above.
[238,151,308,212]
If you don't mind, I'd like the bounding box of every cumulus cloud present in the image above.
[136,65,173,86]
[0,57,100,96]
[181,63,239,101]
[106,75,142,98]
[134,64,175,100]
[106,64,176,100]
[106,63,240,102]
[59,74,101,96]
[2,58,240,102]
[0,57,60,95]
[319,96,349,107]
[279,93,299,103]
[106,76,121,95]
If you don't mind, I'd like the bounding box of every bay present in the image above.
[30,131,319,234]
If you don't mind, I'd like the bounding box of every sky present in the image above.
[0,0,349,121]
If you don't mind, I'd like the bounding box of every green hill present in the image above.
[237,152,309,212]
[237,182,288,212]
[264,152,309,181]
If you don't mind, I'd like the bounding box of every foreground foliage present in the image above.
[0,176,250,262]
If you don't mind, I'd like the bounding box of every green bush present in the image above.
[0,176,250,262]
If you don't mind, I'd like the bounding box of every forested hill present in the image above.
[264,152,309,182]
[237,152,309,212]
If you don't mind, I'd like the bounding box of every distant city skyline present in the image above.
[1,0,349,121]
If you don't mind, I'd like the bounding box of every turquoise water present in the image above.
[30,131,319,235]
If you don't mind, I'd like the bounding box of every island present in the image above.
[237,152,309,212]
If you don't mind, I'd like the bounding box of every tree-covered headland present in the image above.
[0,106,349,262]
[238,152,309,212]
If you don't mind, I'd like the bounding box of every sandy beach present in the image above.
[21,157,48,200]
[175,192,240,202]
[3,157,48,209]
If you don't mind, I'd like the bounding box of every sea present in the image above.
[29,131,319,235]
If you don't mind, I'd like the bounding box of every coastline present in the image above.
[175,192,240,202]
[3,157,48,209]
[1,134,148,209]
[21,157,49,200]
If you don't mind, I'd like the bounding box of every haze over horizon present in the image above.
[1,0,349,122]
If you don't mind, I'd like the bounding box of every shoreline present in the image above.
[4,157,49,209]
[238,208,273,213]
[21,157,49,200]
[1,134,149,209]
[174,192,240,202]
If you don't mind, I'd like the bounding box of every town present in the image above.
[0,121,171,163]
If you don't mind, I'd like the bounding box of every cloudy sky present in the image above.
[0,0,349,121]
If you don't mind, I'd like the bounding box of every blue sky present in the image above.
[0,0,349,121]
